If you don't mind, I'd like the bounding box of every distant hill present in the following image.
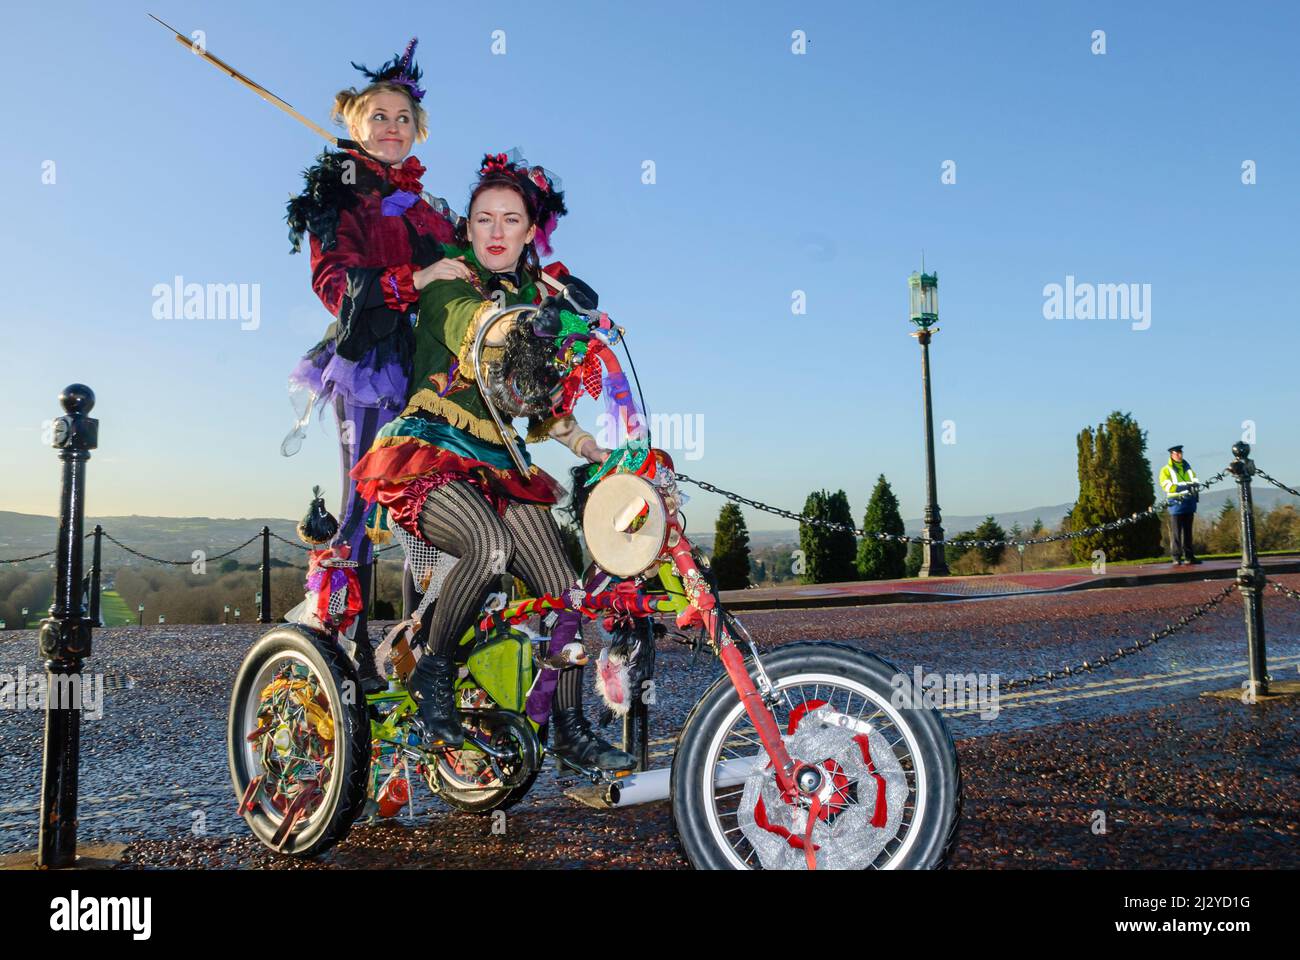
[3,482,1291,563]
[690,486,1294,548]
[0,510,312,567]
[906,486,1291,537]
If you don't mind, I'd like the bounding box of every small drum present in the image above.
[582,472,670,578]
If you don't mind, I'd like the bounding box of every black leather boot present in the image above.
[409,653,464,748]
[550,706,635,771]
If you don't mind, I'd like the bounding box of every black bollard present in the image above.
[1229,442,1269,697]
[258,526,271,623]
[36,384,98,868]
[88,525,103,627]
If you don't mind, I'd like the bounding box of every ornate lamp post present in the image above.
[910,269,949,577]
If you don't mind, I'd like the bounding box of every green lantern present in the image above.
[909,271,939,330]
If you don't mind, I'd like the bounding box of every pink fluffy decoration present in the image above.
[596,647,632,716]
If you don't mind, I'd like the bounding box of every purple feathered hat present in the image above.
[351,37,425,102]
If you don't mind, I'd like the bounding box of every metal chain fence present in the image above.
[1001,581,1239,689]
[10,461,1277,566]
[675,470,1229,549]
[1265,577,1300,603]
[100,531,263,566]
[1256,468,1300,499]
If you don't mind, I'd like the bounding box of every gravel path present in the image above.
[2,574,1297,868]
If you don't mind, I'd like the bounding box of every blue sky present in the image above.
[2,1,1297,533]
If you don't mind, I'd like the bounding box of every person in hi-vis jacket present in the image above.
[1158,444,1201,565]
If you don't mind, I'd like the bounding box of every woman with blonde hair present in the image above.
[283,39,463,689]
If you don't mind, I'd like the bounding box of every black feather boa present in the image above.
[484,319,566,418]
[566,463,596,525]
[285,150,389,254]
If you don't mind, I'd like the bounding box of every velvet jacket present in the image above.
[286,149,457,368]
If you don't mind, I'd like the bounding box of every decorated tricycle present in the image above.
[227,293,962,869]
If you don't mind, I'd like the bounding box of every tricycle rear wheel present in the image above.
[227,625,372,857]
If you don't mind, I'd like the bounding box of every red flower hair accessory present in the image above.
[480,152,512,175]
[472,148,568,255]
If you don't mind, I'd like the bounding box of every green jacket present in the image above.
[402,247,541,449]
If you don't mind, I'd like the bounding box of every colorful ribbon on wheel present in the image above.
[305,545,364,637]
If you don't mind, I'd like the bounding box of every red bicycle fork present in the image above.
[666,534,803,797]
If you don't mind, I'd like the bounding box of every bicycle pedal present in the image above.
[551,754,605,783]
[551,754,581,782]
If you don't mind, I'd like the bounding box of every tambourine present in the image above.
[581,472,670,578]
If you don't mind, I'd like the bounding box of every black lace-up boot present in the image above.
[550,706,635,771]
[408,652,465,748]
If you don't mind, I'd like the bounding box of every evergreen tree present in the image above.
[943,517,1007,572]
[1065,411,1162,562]
[904,540,923,578]
[1207,500,1240,554]
[971,516,1007,567]
[856,474,907,580]
[798,489,858,583]
[712,503,752,590]
[944,529,975,568]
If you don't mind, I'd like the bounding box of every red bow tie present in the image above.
[351,150,426,194]
[388,155,426,193]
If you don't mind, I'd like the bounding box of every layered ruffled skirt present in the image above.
[350,412,566,543]
[289,337,409,412]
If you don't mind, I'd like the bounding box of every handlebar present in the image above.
[475,589,678,633]
[471,303,539,475]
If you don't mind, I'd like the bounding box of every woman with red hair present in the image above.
[352,151,635,771]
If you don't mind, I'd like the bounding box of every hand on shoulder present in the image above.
[414,257,474,290]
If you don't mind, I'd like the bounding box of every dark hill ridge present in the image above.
[903,486,1288,539]
[693,487,1289,548]
[0,511,310,565]
[1,484,1289,558]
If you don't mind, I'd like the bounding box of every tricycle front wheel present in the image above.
[671,641,961,870]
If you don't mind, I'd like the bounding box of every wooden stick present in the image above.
[149,14,343,148]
